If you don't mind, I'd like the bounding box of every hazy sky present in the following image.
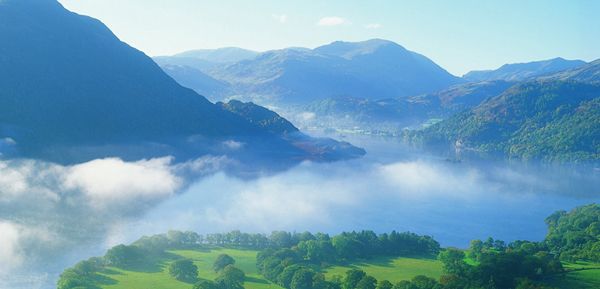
[58,0,600,75]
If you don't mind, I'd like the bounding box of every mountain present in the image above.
[0,0,362,164]
[218,100,366,160]
[174,47,259,63]
[412,80,515,114]
[297,81,515,135]
[217,100,299,135]
[154,47,259,72]
[160,64,231,100]
[159,39,462,105]
[410,81,600,162]
[464,58,587,82]
[540,59,600,83]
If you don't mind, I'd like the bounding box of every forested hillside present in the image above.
[409,81,600,162]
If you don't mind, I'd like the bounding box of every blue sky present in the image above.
[58,0,600,75]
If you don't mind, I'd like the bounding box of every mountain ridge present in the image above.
[0,0,363,164]
[155,39,463,105]
[464,58,587,82]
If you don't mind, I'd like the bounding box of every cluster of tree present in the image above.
[436,245,563,289]
[193,254,246,289]
[256,231,439,289]
[57,258,104,289]
[260,231,439,270]
[544,203,600,262]
[328,231,440,261]
[127,230,325,252]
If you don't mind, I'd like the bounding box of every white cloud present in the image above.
[299,112,316,121]
[317,16,349,26]
[0,160,60,202]
[378,161,481,198]
[365,23,382,29]
[222,140,245,151]
[63,157,181,205]
[0,221,23,274]
[272,14,288,24]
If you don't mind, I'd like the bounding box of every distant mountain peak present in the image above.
[315,38,407,59]
[172,47,259,63]
[464,57,587,82]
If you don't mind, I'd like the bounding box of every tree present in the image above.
[104,244,145,267]
[376,280,393,289]
[278,265,304,288]
[355,276,377,289]
[271,231,294,248]
[213,254,236,272]
[468,240,484,260]
[410,276,438,289]
[216,265,245,289]
[218,265,245,284]
[438,249,469,276]
[392,281,415,289]
[343,269,366,289]
[290,268,315,289]
[169,259,198,282]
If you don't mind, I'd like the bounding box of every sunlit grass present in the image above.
[99,248,282,289]
[322,256,444,283]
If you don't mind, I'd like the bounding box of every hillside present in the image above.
[296,81,514,135]
[154,48,259,75]
[410,81,600,162]
[464,58,586,82]
[219,100,366,161]
[160,64,231,100]
[541,59,600,83]
[158,39,462,105]
[0,0,362,164]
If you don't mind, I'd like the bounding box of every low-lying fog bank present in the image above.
[0,136,598,289]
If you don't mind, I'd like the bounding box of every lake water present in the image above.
[126,134,600,248]
[2,134,599,289]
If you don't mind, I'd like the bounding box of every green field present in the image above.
[322,256,444,283]
[94,248,444,289]
[98,248,283,289]
[544,262,600,289]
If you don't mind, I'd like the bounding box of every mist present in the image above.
[0,137,599,289]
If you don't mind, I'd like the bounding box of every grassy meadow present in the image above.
[322,256,444,283]
[98,248,282,289]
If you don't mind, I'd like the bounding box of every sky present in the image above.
[54,0,600,76]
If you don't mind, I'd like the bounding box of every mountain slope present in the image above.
[541,59,600,83]
[297,81,514,135]
[0,0,361,163]
[219,100,366,160]
[160,64,231,100]
[174,47,259,63]
[154,47,259,72]
[162,39,462,105]
[411,80,515,114]
[410,81,600,162]
[464,58,586,82]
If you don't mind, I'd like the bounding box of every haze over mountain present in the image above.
[156,39,463,105]
[154,47,259,73]
[464,58,587,82]
[0,0,362,164]
[411,81,600,162]
[540,59,600,83]
[174,47,259,63]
